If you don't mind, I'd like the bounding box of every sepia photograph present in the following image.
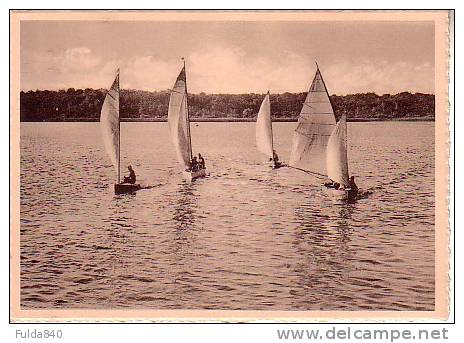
[10,10,451,322]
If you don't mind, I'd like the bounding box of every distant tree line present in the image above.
[20,88,435,121]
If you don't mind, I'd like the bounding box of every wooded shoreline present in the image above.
[22,117,435,122]
[20,89,435,122]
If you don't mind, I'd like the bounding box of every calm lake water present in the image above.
[20,122,434,311]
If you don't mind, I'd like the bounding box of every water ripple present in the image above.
[20,122,435,311]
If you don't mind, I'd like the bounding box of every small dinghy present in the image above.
[168,59,206,181]
[100,69,141,194]
[182,168,207,182]
[289,63,358,200]
[324,114,358,200]
[114,183,141,194]
[256,91,283,169]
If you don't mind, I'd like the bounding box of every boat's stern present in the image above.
[114,183,141,194]
[182,168,206,181]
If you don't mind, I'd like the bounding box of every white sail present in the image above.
[100,70,120,182]
[326,114,349,187]
[255,92,273,158]
[168,66,192,169]
[289,66,336,176]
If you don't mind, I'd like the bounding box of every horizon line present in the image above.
[20,88,436,97]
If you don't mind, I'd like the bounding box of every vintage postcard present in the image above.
[10,10,451,322]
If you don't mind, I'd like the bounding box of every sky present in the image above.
[20,20,435,95]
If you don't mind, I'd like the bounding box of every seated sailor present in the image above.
[123,165,136,184]
[198,153,205,169]
[324,179,341,190]
[349,176,358,193]
[272,150,279,163]
[270,149,282,167]
[198,153,206,169]
[190,156,198,171]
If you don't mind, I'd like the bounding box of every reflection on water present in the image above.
[171,182,199,279]
[292,198,355,310]
[173,182,198,234]
[20,122,435,310]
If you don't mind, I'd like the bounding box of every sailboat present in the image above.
[100,69,141,194]
[168,60,206,182]
[289,63,357,200]
[325,113,357,199]
[255,91,283,169]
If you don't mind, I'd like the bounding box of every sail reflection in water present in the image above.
[292,198,355,310]
[172,183,198,234]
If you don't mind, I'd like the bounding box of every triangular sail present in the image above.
[100,70,120,182]
[289,67,336,175]
[168,66,192,169]
[255,92,274,158]
[326,114,349,187]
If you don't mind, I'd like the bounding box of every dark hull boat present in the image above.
[114,183,141,194]
[272,162,285,169]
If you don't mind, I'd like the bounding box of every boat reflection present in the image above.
[291,197,356,310]
[101,201,138,306]
[172,183,197,231]
[167,182,204,307]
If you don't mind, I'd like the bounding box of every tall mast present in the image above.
[117,68,121,184]
[268,90,274,153]
[182,58,194,161]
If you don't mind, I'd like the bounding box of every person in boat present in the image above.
[198,153,205,170]
[272,150,279,163]
[324,179,338,188]
[190,156,198,172]
[270,149,282,167]
[348,176,358,193]
[123,165,136,184]
[324,179,332,187]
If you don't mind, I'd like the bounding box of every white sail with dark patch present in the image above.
[255,92,274,159]
[100,70,120,182]
[289,66,336,176]
[168,66,192,169]
[326,114,349,187]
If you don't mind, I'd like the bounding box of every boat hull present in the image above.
[322,185,357,200]
[114,183,141,194]
[263,161,286,169]
[272,162,286,169]
[182,168,206,181]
